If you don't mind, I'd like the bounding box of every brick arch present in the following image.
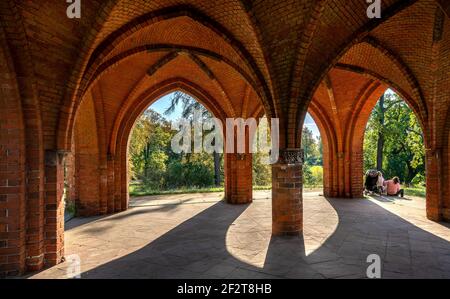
[298,63,430,152]
[362,37,427,118]
[85,46,260,110]
[439,108,450,221]
[72,93,104,216]
[345,79,430,198]
[0,2,47,273]
[297,36,430,150]
[343,81,388,197]
[286,0,328,146]
[110,78,229,156]
[334,64,430,147]
[0,25,26,276]
[90,1,270,83]
[308,78,384,198]
[105,79,231,212]
[436,0,450,17]
[307,101,339,198]
[307,62,430,198]
[57,5,274,152]
[84,47,247,119]
[291,0,430,148]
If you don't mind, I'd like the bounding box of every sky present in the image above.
[304,113,320,139]
[148,92,322,140]
[150,93,184,118]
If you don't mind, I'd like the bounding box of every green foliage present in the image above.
[302,127,322,165]
[253,152,272,186]
[310,166,323,184]
[129,94,329,194]
[251,121,324,188]
[404,186,426,198]
[303,165,323,187]
[166,153,216,189]
[411,173,425,187]
[128,90,230,193]
[364,92,425,185]
[301,126,323,187]
[303,165,313,186]
[129,110,172,189]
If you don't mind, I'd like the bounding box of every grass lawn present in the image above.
[129,186,224,197]
[129,184,327,197]
[130,184,425,198]
[129,185,274,197]
[404,186,426,198]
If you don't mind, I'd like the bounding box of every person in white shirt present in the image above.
[376,171,385,195]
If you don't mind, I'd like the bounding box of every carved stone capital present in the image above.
[279,148,304,165]
[236,153,246,161]
[45,150,70,166]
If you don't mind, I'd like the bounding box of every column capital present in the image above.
[45,149,70,166]
[107,153,115,161]
[278,148,304,165]
[425,147,442,157]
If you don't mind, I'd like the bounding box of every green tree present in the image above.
[364,92,425,185]
[165,91,223,187]
[129,109,172,188]
[302,126,321,165]
[252,152,271,186]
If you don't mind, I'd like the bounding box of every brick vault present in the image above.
[0,0,449,276]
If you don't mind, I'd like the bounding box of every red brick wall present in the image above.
[74,93,101,216]
[0,26,26,276]
[0,0,449,276]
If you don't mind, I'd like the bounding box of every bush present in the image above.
[310,166,323,186]
[411,173,425,187]
[253,152,272,186]
[303,165,323,187]
[164,154,215,189]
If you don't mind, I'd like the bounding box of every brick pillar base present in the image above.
[225,153,253,204]
[272,149,303,236]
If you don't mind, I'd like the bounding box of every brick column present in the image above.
[225,153,253,204]
[107,154,116,214]
[44,150,65,266]
[272,149,303,236]
[0,135,26,277]
[426,148,442,222]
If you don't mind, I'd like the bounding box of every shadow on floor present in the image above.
[65,200,190,231]
[72,197,450,279]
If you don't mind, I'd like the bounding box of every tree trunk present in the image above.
[214,151,221,186]
[376,95,385,171]
[144,143,150,178]
[406,162,418,185]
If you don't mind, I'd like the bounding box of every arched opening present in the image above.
[4,0,447,279]
[57,4,270,217]
[127,91,225,197]
[302,113,323,193]
[67,68,265,215]
[306,69,429,198]
[363,89,426,198]
[304,37,431,219]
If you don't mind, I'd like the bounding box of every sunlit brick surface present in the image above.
[0,0,449,275]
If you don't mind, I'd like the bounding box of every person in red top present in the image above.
[385,177,404,197]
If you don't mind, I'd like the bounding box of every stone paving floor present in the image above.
[29,191,450,279]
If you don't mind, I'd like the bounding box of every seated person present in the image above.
[364,170,379,194]
[385,177,404,197]
[377,171,385,194]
